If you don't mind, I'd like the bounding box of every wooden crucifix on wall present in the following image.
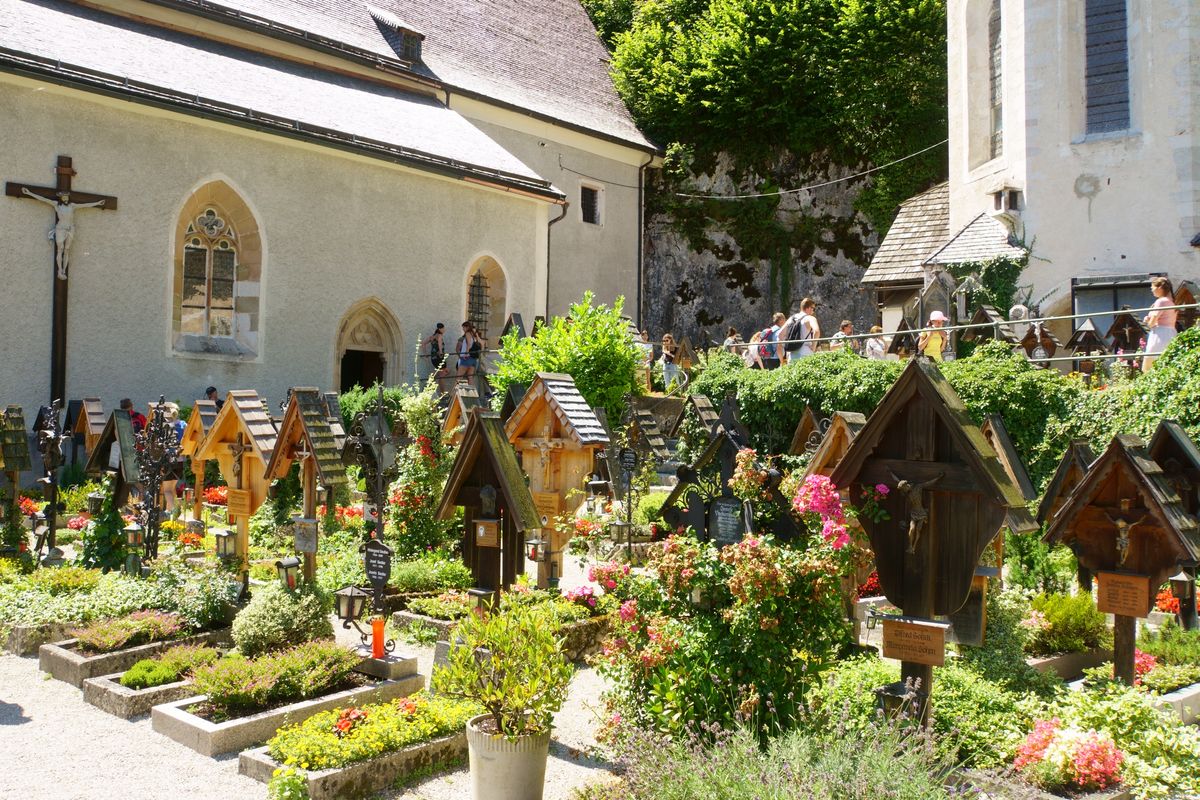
[6,157,117,405]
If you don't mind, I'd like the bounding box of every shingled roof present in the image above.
[926,213,1027,266]
[862,182,949,285]
[0,0,557,198]
[504,373,609,447]
[0,406,31,473]
[266,388,347,487]
[72,0,653,151]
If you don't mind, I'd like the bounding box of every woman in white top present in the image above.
[864,325,887,360]
[1142,277,1177,372]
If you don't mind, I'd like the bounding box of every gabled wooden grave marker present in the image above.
[437,410,540,590]
[73,397,105,459]
[1045,433,1200,683]
[1106,309,1148,356]
[961,305,1018,345]
[787,405,821,457]
[829,359,1036,721]
[180,400,219,520]
[84,409,140,506]
[443,383,483,446]
[504,373,609,586]
[1,406,32,553]
[887,318,918,357]
[194,391,277,587]
[1148,419,1200,628]
[629,407,670,464]
[266,388,348,581]
[802,411,866,479]
[668,394,720,440]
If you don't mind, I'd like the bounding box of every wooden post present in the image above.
[902,402,936,725]
[302,456,317,582]
[192,458,205,521]
[1113,614,1136,685]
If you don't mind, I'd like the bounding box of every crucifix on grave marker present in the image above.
[830,359,1036,723]
[6,157,118,404]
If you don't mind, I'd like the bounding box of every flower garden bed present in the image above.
[83,672,198,719]
[38,629,228,688]
[151,676,424,756]
[239,732,465,799]
[1028,649,1112,680]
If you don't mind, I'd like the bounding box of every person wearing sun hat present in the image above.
[918,310,948,362]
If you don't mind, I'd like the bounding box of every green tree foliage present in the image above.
[491,292,642,420]
[77,475,127,572]
[607,0,947,232]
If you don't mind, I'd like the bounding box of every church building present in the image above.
[863,0,1198,339]
[0,0,656,414]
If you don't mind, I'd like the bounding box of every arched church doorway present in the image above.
[334,298,403,391]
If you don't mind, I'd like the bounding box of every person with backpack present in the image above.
[423,323,451,393]
[780,298,820,363]
[456,321,484,381]
[760,312,786,369]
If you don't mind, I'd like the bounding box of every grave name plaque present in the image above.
[882,618,946,667]
[619,447,639,474]
[1096,572,1152,618]
[363,538,393,615]
[709,497,747,547]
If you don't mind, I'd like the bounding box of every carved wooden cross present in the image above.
[228,433,250,488]
[5,156,117,405]
[1103,499,1149,569]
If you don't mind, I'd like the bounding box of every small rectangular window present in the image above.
[581,185,602,225]
[1085,0,1130,134]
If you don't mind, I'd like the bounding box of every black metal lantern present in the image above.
[526,535,548,563]
[213,528,236,560]
[1170,570,1195,602]
[124,521,144,548]
[275,556,301,589]
[334,585,370,623]
[86,491,105,516]
[468,587,497,614]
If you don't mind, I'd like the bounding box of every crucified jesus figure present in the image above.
[889,470,944,554]
[21,188,107,280]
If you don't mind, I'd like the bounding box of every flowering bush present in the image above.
[67,515,90,531]
[18,495,39,517]
[727,448,770,501]
[562,584,598,610]
[1133,648,1157,685]
[331,706,369,739]
[857,484,891,523]
[792,474,851,549]
[1014,718,1123,792]
[854,570,881,599]
[202,485,228,505]
[564,513,608,557]
[589,561,633,597]
[1155,586,1181,614]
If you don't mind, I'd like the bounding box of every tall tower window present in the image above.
[1085,0,1130,134]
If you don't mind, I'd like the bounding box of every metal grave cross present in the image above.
[6,156,118,404]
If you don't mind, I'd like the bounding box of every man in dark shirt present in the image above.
[205,386,224,410]
[120,398,147,434]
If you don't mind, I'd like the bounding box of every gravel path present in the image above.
[1,610,615,800]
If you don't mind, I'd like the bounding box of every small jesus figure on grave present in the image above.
[890,471,943,554]
[21,188,107,280]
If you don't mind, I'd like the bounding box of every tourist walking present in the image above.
[864,326,888,360]
[120,398,147,434]
[762,312,786,369]
[661,333,682,389]
[1142,277,1178,372]
[456,321,483,381]
[781,299,819,363]
[830,320,857,352]
[422,323,451,392]
[721,326,742,353]
[743,331,766,369]
[918,310,947,361]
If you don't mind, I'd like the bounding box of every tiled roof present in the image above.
[0,0,554,194]
[927,213,1027,265]
[861,182,949,285]
[118,0,653,150]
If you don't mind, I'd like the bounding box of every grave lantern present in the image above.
[1171,569,1195,603]
[124,521,144,548]
[213,528,236,560]
[525,535,549,564]
[586,474,608,515]
[468,588,497,615]
[86,490,105,515]
[275,556,301,590]
[334,585,370,625]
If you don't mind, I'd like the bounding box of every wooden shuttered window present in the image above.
[1085,0,1130,134]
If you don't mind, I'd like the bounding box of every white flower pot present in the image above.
[465,713,551,800]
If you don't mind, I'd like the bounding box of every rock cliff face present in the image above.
[642,153,880,345]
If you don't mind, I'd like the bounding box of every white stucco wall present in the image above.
[0,75,549,415]
[451,96,652,320]
[947,0,1199,313]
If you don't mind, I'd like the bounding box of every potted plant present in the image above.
[432,603,572,800]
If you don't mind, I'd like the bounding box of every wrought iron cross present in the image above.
[5,157,117,405]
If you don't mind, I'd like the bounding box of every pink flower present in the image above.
[874,483,890,496]
[606,579,616,589]
[619,599,638,623]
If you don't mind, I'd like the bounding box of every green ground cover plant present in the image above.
[406,588,601,625]
[1025,592,1111,656]
[190,640,360,717]
[1136,663,1200,695]
[1138,619,1200,666]
[231,581,333,657]
[266,692,480,770]
[120,643,220,689]
[71,610,184,654]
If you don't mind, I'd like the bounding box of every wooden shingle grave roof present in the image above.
[193,390,278,514]
[961,306,1018,345]
[1018,323,1062,364]
[83,410,140,504]
[504,373,610,448]
[802,411,867,479]
[443,383,484,445]
[668,394,720,439]
[980,415,1036,502]
[788,406,822,457]
[180,400,219,458]
[887,318,919,356]
[72,397,106,455]
[1148,420,1200,518]
[0,406,32,474]
[1037,440,1098,526]
[1106,311,1148,355]
[630,407,670,463]
[499,382,528,425]
[265,388,348,487]
[1065,319,1109,356]
[829,359,1037,617]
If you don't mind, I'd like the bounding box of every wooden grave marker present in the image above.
[668,394,720,440]
[443,383,483,446]
[1045,432,1200,683]
[1,406,32,553]
[829,359,1036,722]
[437,410,540,590]
[787,406,821,457]
[504,373,609,586]
[180,400,219,520]
[961,305,1018,345]
[802,411,867,479]
[72,397,105,459]
[83,410,140,507]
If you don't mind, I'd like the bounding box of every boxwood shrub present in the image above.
[231,581,333,657]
